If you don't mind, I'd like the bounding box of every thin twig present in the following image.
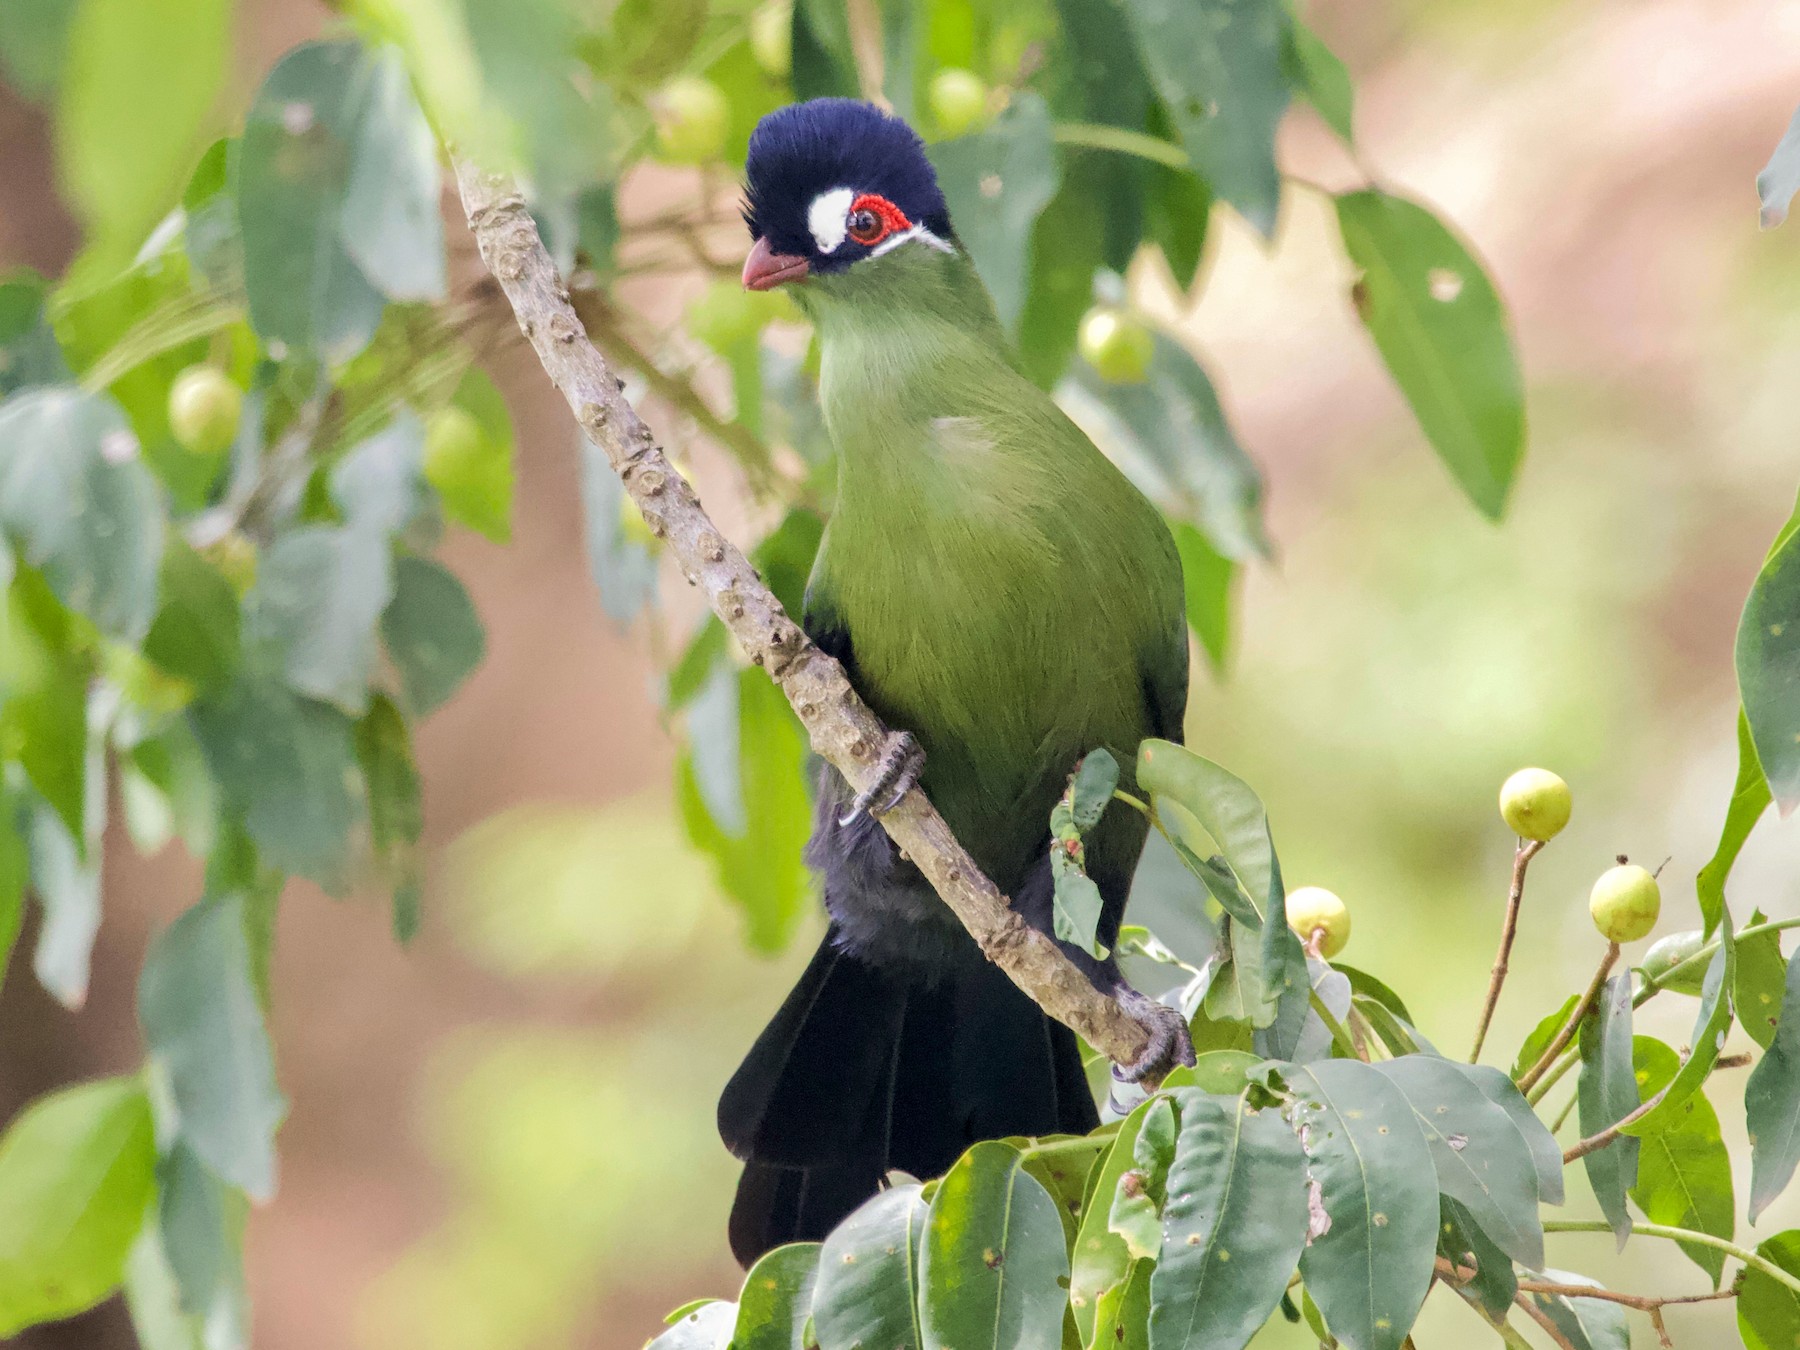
[1516,1293,1579,1350]
[1562,1079,1673,1164]
[1470,838,1543,1063]
[1436,1256,1737,1314]
[452,159,1159,1072]
[1650,1307,1674,1349]
[1517,943,1620,1093]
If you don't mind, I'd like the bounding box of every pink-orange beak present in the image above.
[742,237,810,291]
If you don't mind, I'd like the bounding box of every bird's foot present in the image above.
[838,732,925,826]
[1110,987,1196,1086]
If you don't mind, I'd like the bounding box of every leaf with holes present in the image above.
[811,1185,928,1350]
[1372,1055,1544,1271]
[1148,1090,1310,1350]
[1284,1060,1437,1350]
[918,1141,1069,1350]
[1336,190,1524,521]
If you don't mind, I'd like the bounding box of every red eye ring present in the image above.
[846,193,911,247]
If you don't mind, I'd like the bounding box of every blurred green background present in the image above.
[2,0,1798,1346]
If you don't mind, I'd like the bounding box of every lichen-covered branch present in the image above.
[452,159,1154,1069]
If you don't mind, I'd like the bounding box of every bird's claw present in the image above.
[838,732,925,826]
[1110,988,1196,1087]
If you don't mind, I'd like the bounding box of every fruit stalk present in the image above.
[1468,837,1544,1063]
[1516,941,1621,1093]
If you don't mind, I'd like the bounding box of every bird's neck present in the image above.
[801,247,1023,503]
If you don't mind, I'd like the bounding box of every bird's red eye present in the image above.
[846,193,910,247]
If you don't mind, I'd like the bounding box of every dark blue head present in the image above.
[741,99,954,290]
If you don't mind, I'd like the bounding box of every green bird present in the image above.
[719,98,1193,1264]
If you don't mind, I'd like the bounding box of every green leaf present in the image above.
[1459,1063,1563,1207]
[1740,1230,1800,1350]
[381,556,485,717]
[247,523,394,715]
[1437,1197,1514,1321]
[0,1077,157,1337]
[1748,948,1800,1222]
[1627,1036,1732,1284]
[918,1141,1069,1350]
[1334,965,1414,1026]
[1107,1095,1175,1260]
[732,1241,818,1350]
[1,570,91,842]
[1282,18,1353,143]
[28,794,103,1009]
[1016,1133,1108,1248]
[1758,103,1800,229]
[1136,741,1279,922]
[1623,919,1736,1138]
[142,539,240,693]
[356,694,424,942]
[1373,1055,1544,1271]
[0,272,73,397]
[687,662,746,835]
[0,386,164,640]
[811,1184,928,1350]
[331,411,429,537]
[0,0,77,104]
[1575,974,1638,1247]
[189,671,362,894]
[1119,0,1288,235]
[1161,1049,1261,1096]
[791,0,857,102]
[929,92,1062,334]
[1169,522,1233,676]
[1737,516,1800,813]
[676,669,813,953]
[1149,1089,1309,1350]
[1052,849,1107,958]
[1071,1098,1159,1344]
[578,435,658,623]
[1063,335,1268,562]
[1511,995,1577,1081]
[237,41,388,360]
[647,1299,737,1349]
[1089,1257,1150,1350]
[1737,909,1787,1049]
[428,367,515,543]
[1335,190,1525,520]
[55,0,230,271]
[1284,1060,1437,1350]
[1520,1271,1629,1350]
[1700,718,1770,943]
[339,45,446,303]
[154,1143,248,1338]
[1070,749,1120,830]
[140,895,286,1200]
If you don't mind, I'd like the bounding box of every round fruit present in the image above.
[1077,307,1155,384]
[1589,860,1661,944]
[749,0,792,79]
[651,76,731,165]
[1641,930,1711,995]
[424,405,483,479]
[1499,767,1572,841]
[168,366,242,458]
[1286,886,1350,959]
[929,68,990,139]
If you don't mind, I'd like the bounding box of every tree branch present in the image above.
[452,159,1155,1070]
[1470,837,1543,1063]
[1517,942,1620,1093]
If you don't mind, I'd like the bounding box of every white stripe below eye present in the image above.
[869,224,956,258]
[807,187,855,253]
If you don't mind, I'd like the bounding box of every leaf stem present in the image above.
[1309,989,1364,1061]
[1052,121,1188,170]
[1112,788,1151,815]
[1517,943,1620,1094]
[1545,1219,1800,1297]
[1526,1046,1579,1106]
[1470,838,1545,1063]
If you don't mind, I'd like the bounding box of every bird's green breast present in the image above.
[799,247,1184,885]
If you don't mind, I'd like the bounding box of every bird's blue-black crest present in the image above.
[744,99,952,267]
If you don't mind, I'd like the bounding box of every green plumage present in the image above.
[794,243,1187,891]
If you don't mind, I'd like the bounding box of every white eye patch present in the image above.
[807,187,856,253]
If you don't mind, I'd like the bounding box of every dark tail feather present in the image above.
[722,930,1098,1265]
